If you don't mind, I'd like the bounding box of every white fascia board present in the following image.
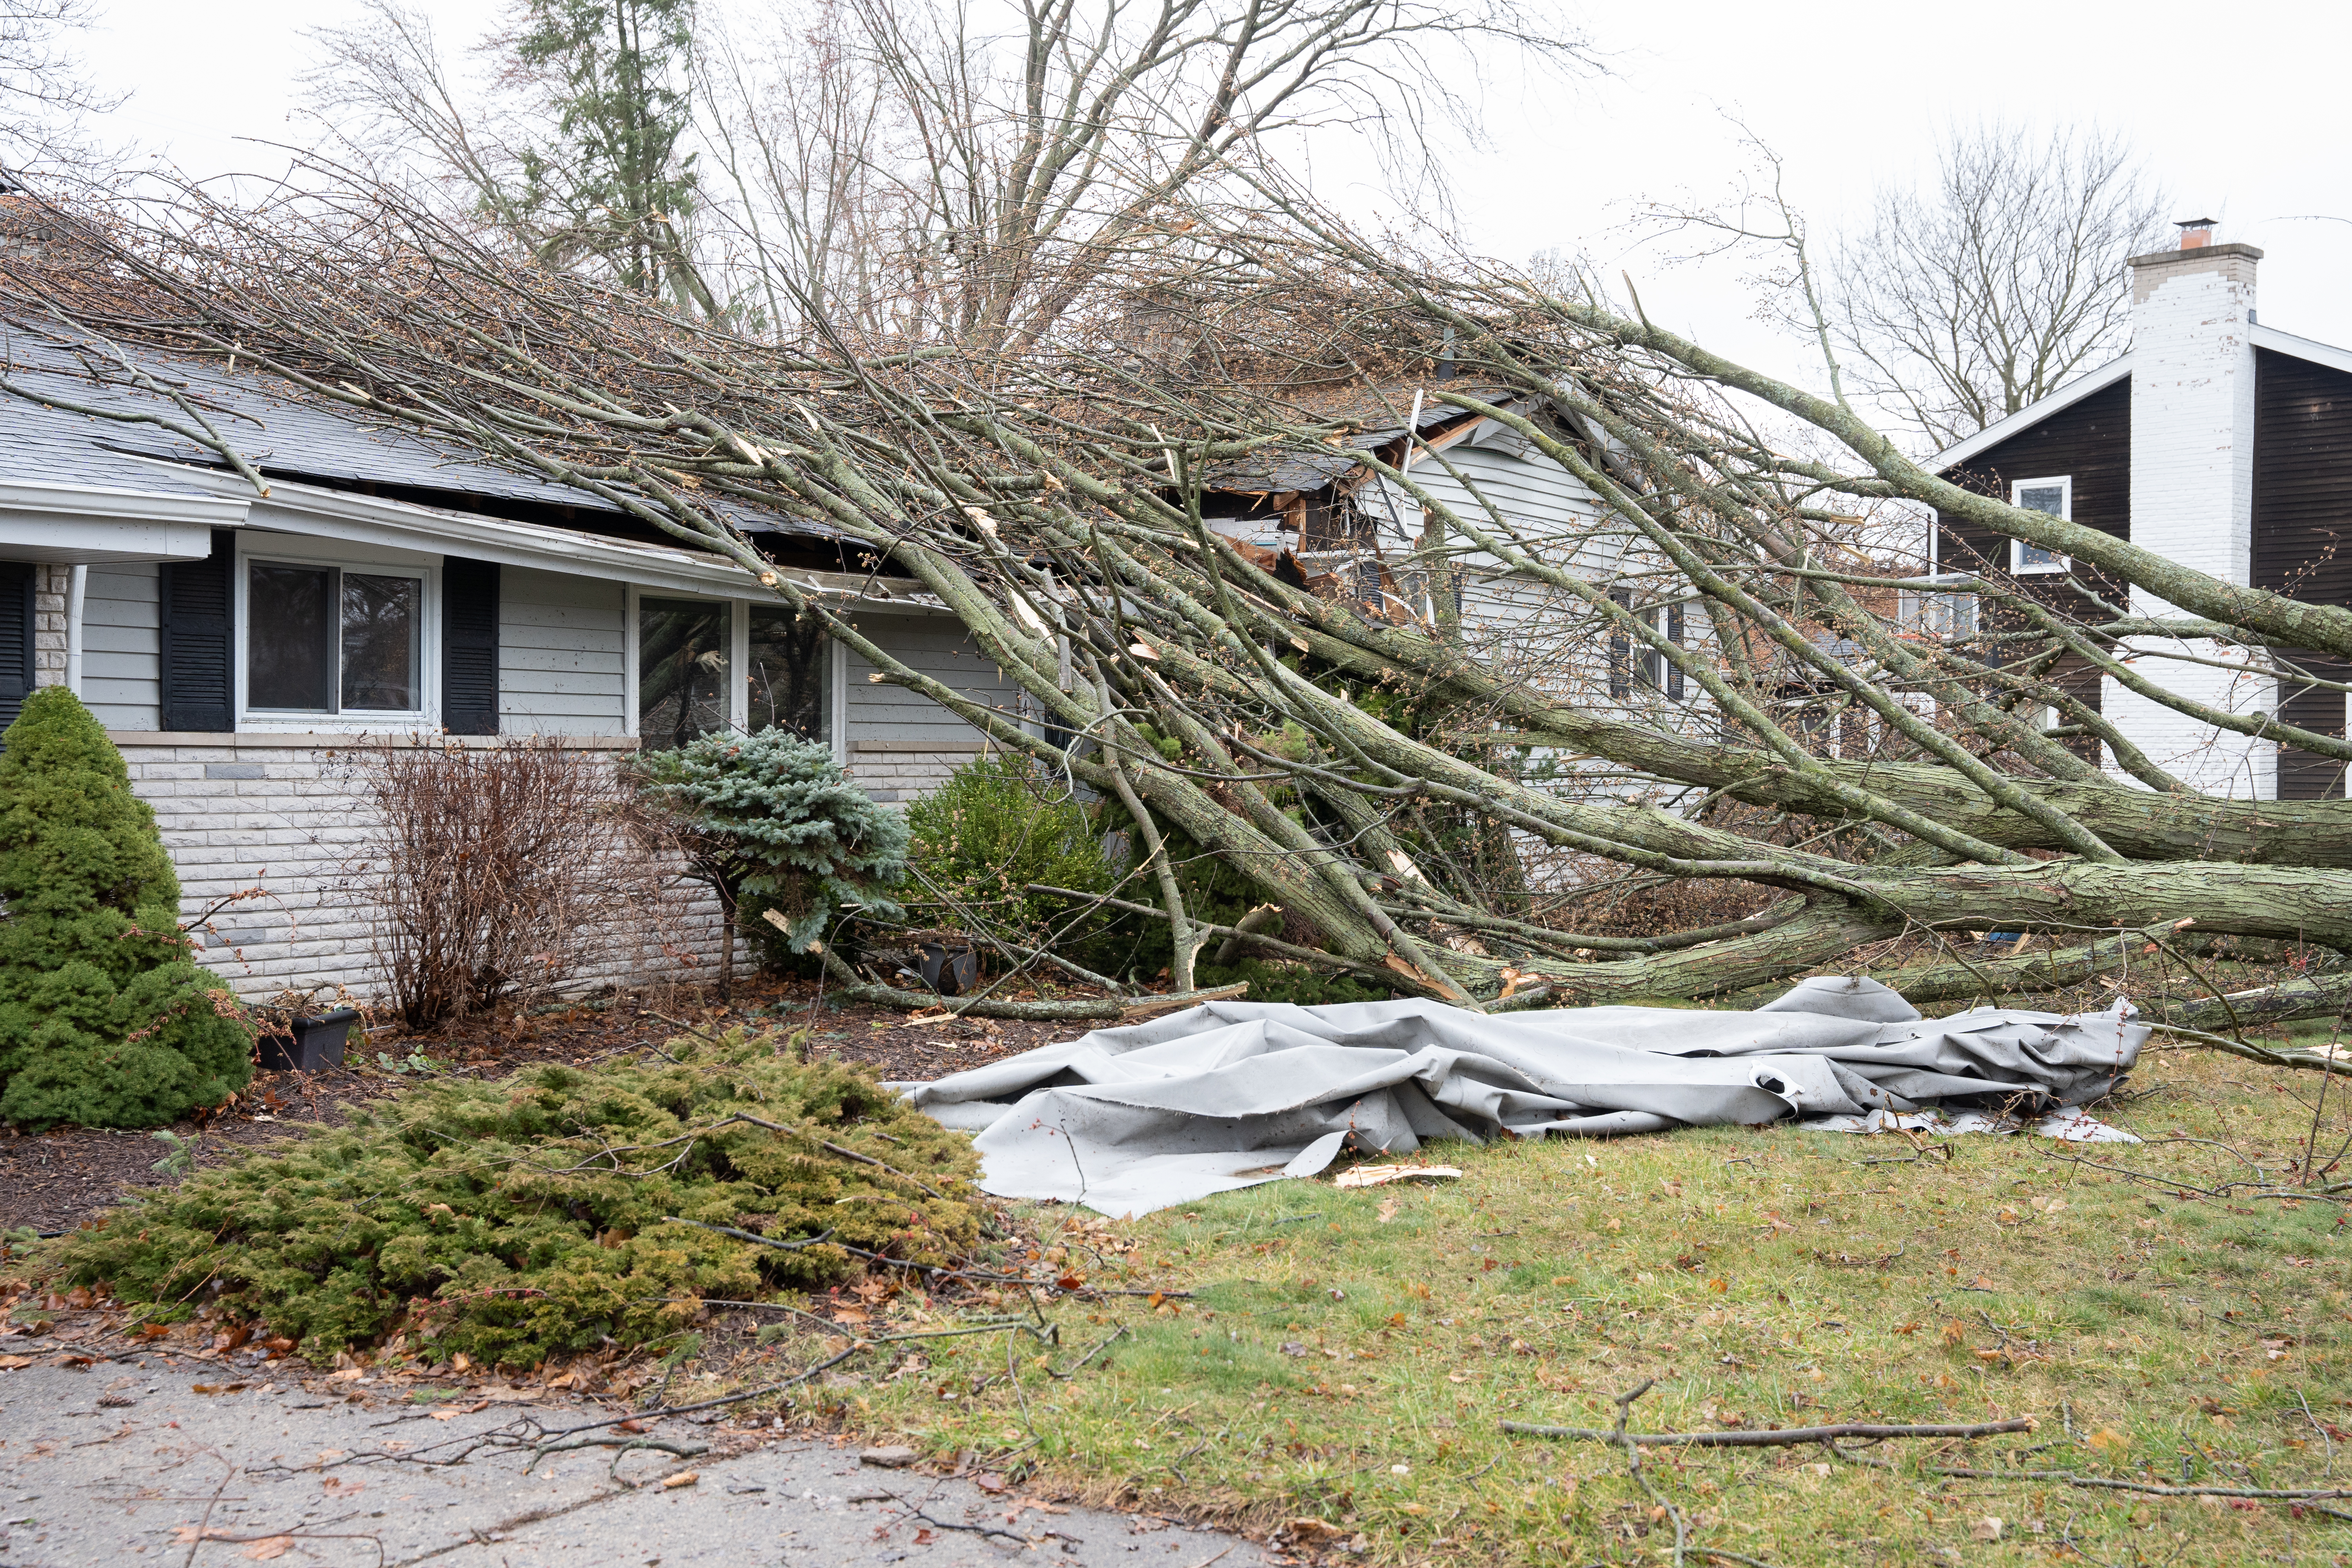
[1926,356,2133,475]
[2251,323,2352,378]
[136,456,951,610]
[0,480,248,564]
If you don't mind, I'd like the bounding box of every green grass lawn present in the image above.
[780,1044,2350,1567]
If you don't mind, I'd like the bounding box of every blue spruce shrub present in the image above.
[631,728,908,979]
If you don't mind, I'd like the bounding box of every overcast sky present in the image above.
[64,0,2352,400]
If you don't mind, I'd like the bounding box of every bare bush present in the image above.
[356,739,632,1029]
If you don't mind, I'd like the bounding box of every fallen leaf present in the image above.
[244,1537,295,1560]
[2085,1428,2129,1454]
[1970,1517,2004,1543]
[1376,1197,1401,1224]
[191,1383,249,1395]
[1287,1519,1347,1544]
[660,1471,699,1490]
[1056,1274,1084,1292]
[0,1354,32,1370]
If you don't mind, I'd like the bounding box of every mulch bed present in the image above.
[0,975,1087,1236]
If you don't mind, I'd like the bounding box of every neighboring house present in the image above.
[1200,385,1707,721]
[0,334,1027,1001]
[1929,221,2352,800]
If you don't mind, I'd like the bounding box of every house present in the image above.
[0,331,1029,1002]
[1929,221,2352,800]
[1199,384,1707,719]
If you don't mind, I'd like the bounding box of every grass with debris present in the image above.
[804,1043,2350,1567]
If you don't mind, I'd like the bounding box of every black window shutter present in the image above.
[0,561,33,729]
[442,556,501,735]
[160,530,236,733]
[1665,601,1686,701]
[1607,586,1632,700]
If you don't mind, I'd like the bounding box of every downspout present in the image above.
[65,564,86,695]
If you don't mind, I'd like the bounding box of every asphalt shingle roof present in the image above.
[0,326,833,538]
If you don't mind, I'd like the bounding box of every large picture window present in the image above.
[245,558,423,715]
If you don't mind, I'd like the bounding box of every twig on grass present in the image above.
[1501,1417,2034,1446]
[1822,1441,2352,1504]
[1604,1381,1687,1568]
[2301,1388,2337,1476]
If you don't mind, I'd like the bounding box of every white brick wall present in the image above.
[2114,243,2276,798]
[848,741,990,803]
[113,733,728,1004]
[31,562,66,689]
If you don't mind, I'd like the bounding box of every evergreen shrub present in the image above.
[0,688,252,1128]
[631,728,908,979]
[49,1031,981,1365]
[903,752,1125,957]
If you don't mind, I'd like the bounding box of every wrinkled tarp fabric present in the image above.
[887,976,2145,1217]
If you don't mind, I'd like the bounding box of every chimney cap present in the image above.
[2176,217,2218,229]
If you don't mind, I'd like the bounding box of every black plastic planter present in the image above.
[918,941,979,997]
[259,1008,361,1073]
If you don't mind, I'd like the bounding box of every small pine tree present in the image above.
[630,728,908,996]
[0,688,253,1128]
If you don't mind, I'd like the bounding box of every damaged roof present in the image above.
[0,325,841,540]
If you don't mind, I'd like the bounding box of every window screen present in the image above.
[639,597,730,748]
[247,563,336,710]
[341,574,421,710]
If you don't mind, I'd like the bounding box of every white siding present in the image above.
[82,562,162,730]
[501,566,627,735]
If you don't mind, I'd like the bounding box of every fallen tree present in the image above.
[5,175,2349,1031]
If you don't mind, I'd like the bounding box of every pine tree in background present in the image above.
[0,688,252,1128]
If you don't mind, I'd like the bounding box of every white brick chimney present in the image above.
[2102,221,2276,795]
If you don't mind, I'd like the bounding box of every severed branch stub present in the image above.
[1501,1415,2034,1446]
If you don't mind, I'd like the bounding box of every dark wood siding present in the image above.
[1930,377,2130,748]
[1933,376,2131,574]
[2254,348,2352,798]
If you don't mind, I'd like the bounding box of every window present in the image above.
[2010,477,2072,574]
[244,558,425,715]
[746,603,830,741]
[1608,590,1685,701]
[638,597,731,748]
[633,593,843,751]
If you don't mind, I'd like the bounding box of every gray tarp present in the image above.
[887,976,2145,1217]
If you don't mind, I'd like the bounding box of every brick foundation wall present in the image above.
[112,733,729,1004]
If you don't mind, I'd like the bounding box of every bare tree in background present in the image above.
[1826,121,2171,449]
[303,0,1597,345]
[0,0,122,173]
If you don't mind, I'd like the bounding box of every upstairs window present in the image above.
[2010,477,2073,574]
[245,557,425,716]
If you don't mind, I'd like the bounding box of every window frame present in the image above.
[2008,475,2074,575]
[233,534,441,732]
[624,587,846,762]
